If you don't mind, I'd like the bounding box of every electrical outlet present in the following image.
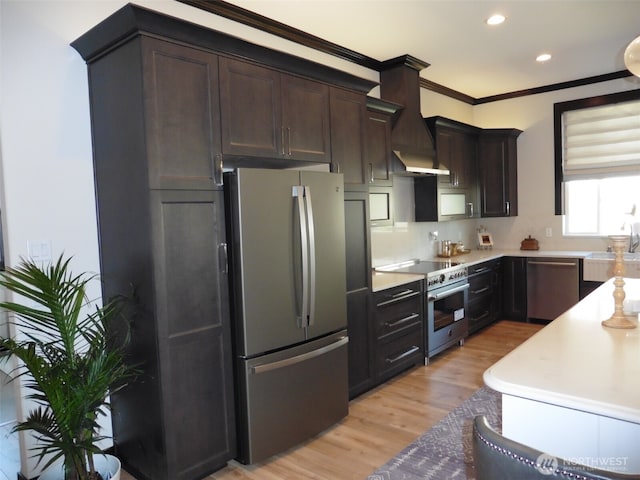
[545,227,553,237]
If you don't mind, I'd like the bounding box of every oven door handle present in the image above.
[427,282,469,302]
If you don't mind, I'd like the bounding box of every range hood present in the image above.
[380,55,449,175]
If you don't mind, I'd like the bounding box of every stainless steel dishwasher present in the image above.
[526,257,580,320]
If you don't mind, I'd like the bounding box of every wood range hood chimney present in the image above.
[380,55,448,175]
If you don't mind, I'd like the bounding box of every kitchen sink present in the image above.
[588,251,640,260]
[584,251,640,281]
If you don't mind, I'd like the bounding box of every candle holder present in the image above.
[602,235,637,329]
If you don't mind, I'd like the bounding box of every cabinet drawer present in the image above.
[372,281,422,306]
[373,281,422,339]
[376,308,422,340]
[468,259,501,276]
[376,328,423,381]
[468,295,492,321]
[468,272,493,299]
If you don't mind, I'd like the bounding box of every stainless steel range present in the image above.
[377,260,469,363]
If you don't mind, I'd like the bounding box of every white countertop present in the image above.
[371,272,424,292]
[371,249,593,292]
[484,278,640,424]
[449,248,592,266]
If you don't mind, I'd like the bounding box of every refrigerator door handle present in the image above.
[250,335,348,374]
[303,186,316,327]
[293,185,310,328]
[219,242,228,275]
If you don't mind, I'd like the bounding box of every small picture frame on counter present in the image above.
[478,232,494,249]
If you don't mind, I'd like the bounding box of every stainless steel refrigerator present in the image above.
[224,168,349,464]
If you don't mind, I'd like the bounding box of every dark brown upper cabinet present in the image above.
[416,117,481,221]
[219,57,331,163]
[365,98,402,187]
[141,38,223,190]
[478,129,522,217]
[330,87,367,187]
[424,117,479,191]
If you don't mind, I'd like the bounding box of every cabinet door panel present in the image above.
[479,136,508,216]
[502,257,527,321]
[281,75,331,162]
[366,111,393,185]
[479,131,520,217]
[219,57,281,157]
[344,192,373,398]
[437,130,455,186]
[142,38,220,190]
[331,88,366,186]
[344,193,371,292]
[153,194,226,336]
[437,128,476,189]
[347,289,373,398]
[167,329,234,479]
[151,190,235,476]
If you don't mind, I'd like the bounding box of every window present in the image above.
[564,176,640,235]
[554,90,640,236]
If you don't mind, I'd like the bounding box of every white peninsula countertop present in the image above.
[484,278,640,473]
[484,278,640,423]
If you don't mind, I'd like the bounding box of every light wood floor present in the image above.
[122,320,543,480]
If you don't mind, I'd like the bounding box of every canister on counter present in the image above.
[440,240,451,257]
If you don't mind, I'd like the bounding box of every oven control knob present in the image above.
[439,274,445,284]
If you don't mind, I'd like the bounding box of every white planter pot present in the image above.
[38,454,121,480]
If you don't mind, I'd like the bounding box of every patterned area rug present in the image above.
[367,386,501,480]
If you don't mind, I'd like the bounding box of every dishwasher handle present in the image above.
[527,260,577,267]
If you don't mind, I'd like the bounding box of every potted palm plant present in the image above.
[0,255,136,480]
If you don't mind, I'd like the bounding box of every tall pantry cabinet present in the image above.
[72,33,235,480]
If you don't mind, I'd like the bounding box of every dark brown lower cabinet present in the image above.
[99,189,236,480]
[344,192,374,398]
[467,259,502,334]
[502,256,528,321]
[372,281,424,383]
[346,288,374,398]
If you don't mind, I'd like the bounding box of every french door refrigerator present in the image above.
[224,168,349,464]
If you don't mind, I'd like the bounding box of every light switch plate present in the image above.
[27,240,52,263]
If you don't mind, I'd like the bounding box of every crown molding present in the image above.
[178,0,634,105]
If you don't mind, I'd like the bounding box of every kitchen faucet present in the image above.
[629,224,640,253]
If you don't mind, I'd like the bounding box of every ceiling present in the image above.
[221,0,640,99]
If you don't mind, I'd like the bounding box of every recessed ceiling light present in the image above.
[486,14,506,26]
[536,53,552,63]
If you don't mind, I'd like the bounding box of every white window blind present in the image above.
[562,98,640,180]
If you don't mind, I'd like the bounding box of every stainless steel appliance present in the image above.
[225,168,349,464]
[527,257,579,320]
[377,260,469,363]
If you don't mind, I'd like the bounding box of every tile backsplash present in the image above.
[371,176,478,267]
